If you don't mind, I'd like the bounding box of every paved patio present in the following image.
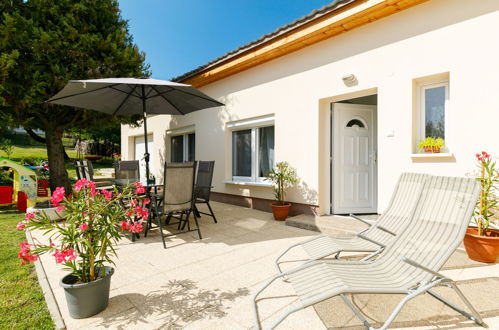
[33,202,499,329]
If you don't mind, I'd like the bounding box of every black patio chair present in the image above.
[146,162,201,249]
[194,161,217,223]
[114,160,140,183]
[73,159,113,188]
[74,159,93,180]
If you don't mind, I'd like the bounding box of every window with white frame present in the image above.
[418,81,449,144]
[167,126,195,162]
[229,116,274,182]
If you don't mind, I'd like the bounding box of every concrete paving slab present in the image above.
[31,201,498,330]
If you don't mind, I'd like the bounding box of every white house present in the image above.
[122,0,499,216]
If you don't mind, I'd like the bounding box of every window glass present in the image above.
[232,129,252,177]
[424,86,445,139]
[258,126,274,177]
[171,135,184,162]
[187,133,195,161]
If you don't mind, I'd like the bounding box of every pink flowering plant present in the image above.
[474,151,499,236]
[17,179,150,283]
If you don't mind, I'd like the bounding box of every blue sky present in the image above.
[118,0,333,80]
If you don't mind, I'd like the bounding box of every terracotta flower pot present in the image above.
[463,227,499,263]
[271,202,291,221]
[423,146,441,153]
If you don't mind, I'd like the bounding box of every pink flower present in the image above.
[53,250,65,263]
[476,151,491,162]
[133,182,146,195]
[65,249,77,261]
[74,178,88,192]
[120,221,130,231]
[18,242,38,264]
[130,199,138,206]
[134,205,142,213]
[56,206,64,213]
[79,223,89,231]
[127,210,133,217]
[53,249,77,263]
[51,187,65,206]
[25,212,35,221]
[142,198,150,205]
[74,179,98,196]
[129,221,143,233]
[101,189,113,200]
[140,208,149,220]
[16,222,25,231]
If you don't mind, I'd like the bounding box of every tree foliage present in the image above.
[0,0,148,190]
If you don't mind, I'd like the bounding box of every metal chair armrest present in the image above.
[356,233,385,248]
[401,257,448,280]
[349,214,373,227]
[376,225,396,236]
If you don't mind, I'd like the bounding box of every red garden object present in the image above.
[37,179,49,197]
[17,191,27,212]
[0,186,13,204]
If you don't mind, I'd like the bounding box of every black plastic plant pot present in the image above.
[60,266,114,319]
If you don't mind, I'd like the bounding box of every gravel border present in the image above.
[25,229,66,330]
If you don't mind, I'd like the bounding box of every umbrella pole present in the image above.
[141,86,150,183]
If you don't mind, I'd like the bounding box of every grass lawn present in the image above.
[0,145,113,179]
[0,207,54,329]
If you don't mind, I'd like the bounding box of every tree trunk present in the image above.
[26,128,71,161]
[45,124,70,193]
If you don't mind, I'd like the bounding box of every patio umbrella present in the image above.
[47,77,224,181]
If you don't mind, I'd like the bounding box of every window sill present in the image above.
[411,152,454,161]
[224,180,273,187]
[411,152,453,158]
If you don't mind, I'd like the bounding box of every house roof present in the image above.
[175,0,431,87]
[173,0,356,83]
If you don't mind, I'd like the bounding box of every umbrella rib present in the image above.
[144,87,156,98]
[108,85,142,99]
[147,87,176,99]
[150,86,185,115]
[111,85,140,116]
[46,84,121,103]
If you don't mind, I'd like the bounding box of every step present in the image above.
[286,213,379,235]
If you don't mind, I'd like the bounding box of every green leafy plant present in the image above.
[418,137,445,153]
[474,151,499,236]
[266,161,298,206]
[17,179,149,283]
[0,138,14,158]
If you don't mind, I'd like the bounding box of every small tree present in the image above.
[266,161,298,205]
[0,138,14,158]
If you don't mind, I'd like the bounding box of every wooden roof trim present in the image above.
[184,0,431,88]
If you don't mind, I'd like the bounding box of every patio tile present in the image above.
[31,201,499,330]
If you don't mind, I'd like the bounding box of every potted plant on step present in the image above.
[16,179,149,318]
[418,137,445,153]
[266,161,298,221]
[463,151,499,263]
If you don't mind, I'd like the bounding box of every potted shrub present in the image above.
[266,161,298,221]
[418,137,445,153]
[16,178,149,318]
[463,151,499,263]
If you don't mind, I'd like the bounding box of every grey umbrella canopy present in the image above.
[47,77,224,181]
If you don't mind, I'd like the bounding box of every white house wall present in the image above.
[121,0,499,215]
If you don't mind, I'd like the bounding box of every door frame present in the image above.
[330,102,378,214]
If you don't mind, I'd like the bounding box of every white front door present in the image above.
[332,103,377,214]
[134,135,154,183]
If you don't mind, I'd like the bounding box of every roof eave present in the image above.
[177,0,431,87]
